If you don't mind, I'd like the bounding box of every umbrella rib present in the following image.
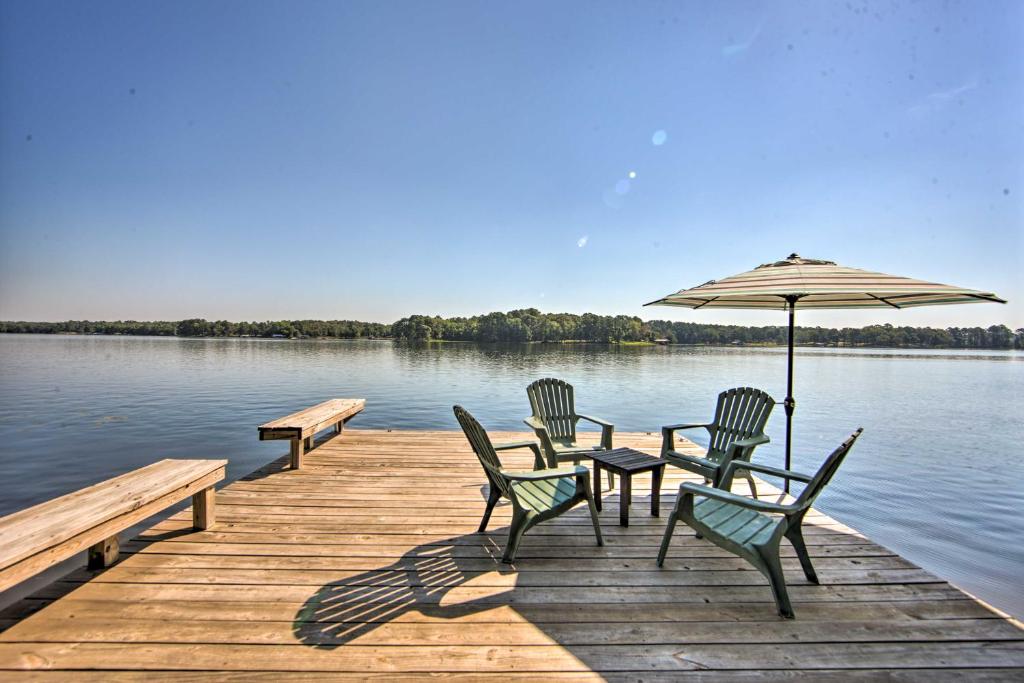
[964,293,1009,304]
[867,293,901,309]
[692,297,719,310]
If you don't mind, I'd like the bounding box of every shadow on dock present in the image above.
[292,532,518,648]
[291,483,520,649]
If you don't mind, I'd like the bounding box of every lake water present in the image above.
[1,334,1021,618]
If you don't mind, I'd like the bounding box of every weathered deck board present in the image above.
[1,429,1022,678]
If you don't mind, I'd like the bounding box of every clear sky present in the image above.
[1,1,1020,328]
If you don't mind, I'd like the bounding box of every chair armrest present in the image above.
[493,440,538,451]
[576,414,614,450]
[502,466,590,482]
[661,423,712,457]
[523,416,547,431]
[679,482,794,514]
[714,435,773,488]
[662,423,711,432]
[523,417,560,467]
[494,440,545,470]
[732,434,770,449]
[725,460,813,483]
[576,414,612,428]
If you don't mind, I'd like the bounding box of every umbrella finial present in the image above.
[788,253,800,260]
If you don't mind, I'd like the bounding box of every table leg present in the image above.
[620,473,631,527]
[594,463,602,512]
[652,465,663,517]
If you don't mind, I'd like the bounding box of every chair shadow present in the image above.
[292,530,519,649]
[288,480,873,671]
[292,479,534,649]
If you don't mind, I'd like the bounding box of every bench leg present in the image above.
[88,535,119,569]
[335,414,357,437]
[192,486,216,529]
[290,438,305,469]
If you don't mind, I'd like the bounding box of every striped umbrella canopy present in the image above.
[645,253,1006,489]
[645,254,1005,310]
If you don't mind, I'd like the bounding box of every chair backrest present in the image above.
[708,387,775,456]
[526,378,577,441]
[453,405,511,498]
[792,428,863,511]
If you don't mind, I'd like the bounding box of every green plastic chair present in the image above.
[657,428,863,618]
[660,387,775,498]
[454,405,603,563]
[525,378,615,486]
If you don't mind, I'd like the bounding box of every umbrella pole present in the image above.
[784,297,797,494]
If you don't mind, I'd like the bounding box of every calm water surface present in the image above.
[1,335,1021,617]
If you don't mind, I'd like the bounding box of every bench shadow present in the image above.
[246,432,345,481]
[129,526,200,542]
[240,456,291,482]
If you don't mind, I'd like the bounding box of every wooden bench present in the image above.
[258,398,365,469]
[0,459,226,593]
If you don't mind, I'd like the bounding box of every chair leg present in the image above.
[502,510,530,563]
[656,511,679,567]
[759,547,795,619]
[786,525,819,584]
[745,472,758,499]
[607,470,615,490]
[478,485,502,533]
[582,478,603,547]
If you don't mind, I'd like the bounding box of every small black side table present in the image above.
[590,448,666,527]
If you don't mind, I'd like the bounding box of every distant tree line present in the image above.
[2,311,1021,349]
[392,310,1024,349]
[0,319,388,339]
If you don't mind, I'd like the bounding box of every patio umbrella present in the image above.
[645,253,1005,491]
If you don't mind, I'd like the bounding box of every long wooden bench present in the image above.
[258,398,365,469]
[0,459,226,593]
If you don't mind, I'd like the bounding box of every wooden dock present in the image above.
[1,429,1022,679]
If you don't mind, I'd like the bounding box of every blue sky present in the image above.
[1,1,1020,327]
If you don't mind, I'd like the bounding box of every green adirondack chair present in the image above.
[525,378,616,487]
[454,405,603,563]
[660,387,775,498]
[657,428,863,618]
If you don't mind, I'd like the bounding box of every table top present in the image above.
[590,447,666,473]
